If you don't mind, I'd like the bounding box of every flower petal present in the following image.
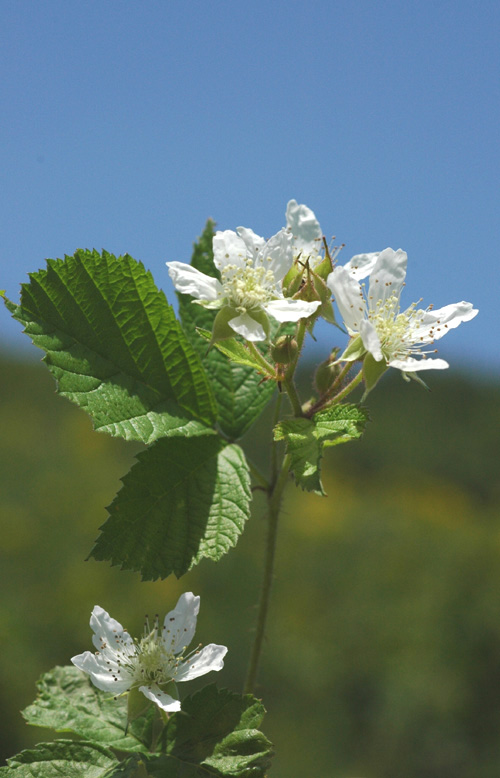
[327,266,366,333]
[213,230,249,272]
[162,592,199,655]
[263,298,321,323]
[235,227,266,259]
[286,200,323,261]
[367,248,407,310]
[167,262,221,302]
[71,650,132,694]
[228,313,267,341]
[413,302,478,343]
[360,319,384,362]
[90,606,134,655]
[389,356,450,372]
[174,644,228,682]
[343,252,380,281]
[139,683,181,713]
[257,228,294,283]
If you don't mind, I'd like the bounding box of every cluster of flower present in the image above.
[167,200,477,377]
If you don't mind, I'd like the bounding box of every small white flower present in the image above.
[327,247,478,375]
[285,199,324,268]
[167,226,320,342]
[71,593,227,713]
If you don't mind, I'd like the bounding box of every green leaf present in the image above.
[19,672,272,778]
[274,404,370,494]
[22,666,153,753]
[197,329,275,377]
[0,741,119,777]
[5,250,216,444]
[91,435,251,580]
[176,222,276,440]
[156,684,272,777]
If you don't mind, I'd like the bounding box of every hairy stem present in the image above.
[244,453,291,695]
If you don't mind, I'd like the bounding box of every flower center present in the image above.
[133,633,175,685]
[221,260,276,312]
[368,292,433,361]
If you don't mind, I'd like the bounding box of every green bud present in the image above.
[271,335,298,364]
[314,349,341,395]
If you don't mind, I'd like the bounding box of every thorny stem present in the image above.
[244,319,308,694]
[244,453,291,695]
[329,368,364,404]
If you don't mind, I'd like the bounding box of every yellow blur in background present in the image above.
[1,352,499,778]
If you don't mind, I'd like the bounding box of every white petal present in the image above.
[213,230,250,272]
[367,248,407,310]
[139,684,181,713]
[162,592,199,655]
[228,313,267,341]
[174,644,228,682]
[389,356,449,372]
[263,298,320,323]
[327,266,366,333]
[235,227,266,258]
[90,606,134,655]
[257,228,294,283]
[71,650,132,694]
[413,302,478,343]
[360,320,384,362]
[286,199,323,260]
[343,252,380,281]
[167,262,221,302]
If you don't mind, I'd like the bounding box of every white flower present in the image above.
[167,227,320,342]
[285,199,324,268]
[327,247,478,375]
[71,593,227,713]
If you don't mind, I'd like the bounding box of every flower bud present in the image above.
[314,349,341,394]
[271,335,298,364]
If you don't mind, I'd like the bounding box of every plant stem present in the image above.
[244,453,291,695]
[329,368,363,404]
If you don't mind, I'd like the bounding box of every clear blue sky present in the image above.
[1,0,498,374]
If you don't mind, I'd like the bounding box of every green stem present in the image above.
[244,453,291,695]
[248,458,270,490]
[246,340,276,377]
[283,377,303,417]
[271,392,283,485]
[329,367,363,404]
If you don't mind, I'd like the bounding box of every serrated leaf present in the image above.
[0,741,119,777]
[176,222,276,440]
[22,666,153,753]
[274,403,370,494]
[18,672,272,778]
[91,436,251,580]
[160,684,273,777]
[5,250,216,444]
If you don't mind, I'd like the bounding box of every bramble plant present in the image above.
[1,200,477,776]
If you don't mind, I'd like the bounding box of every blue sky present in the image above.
[1,0,498,374]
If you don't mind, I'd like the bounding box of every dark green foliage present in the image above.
[4,250,217,443]
[91,436,251,580]
[11,667,273,778]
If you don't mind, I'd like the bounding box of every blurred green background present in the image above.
[1,350,499,777]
